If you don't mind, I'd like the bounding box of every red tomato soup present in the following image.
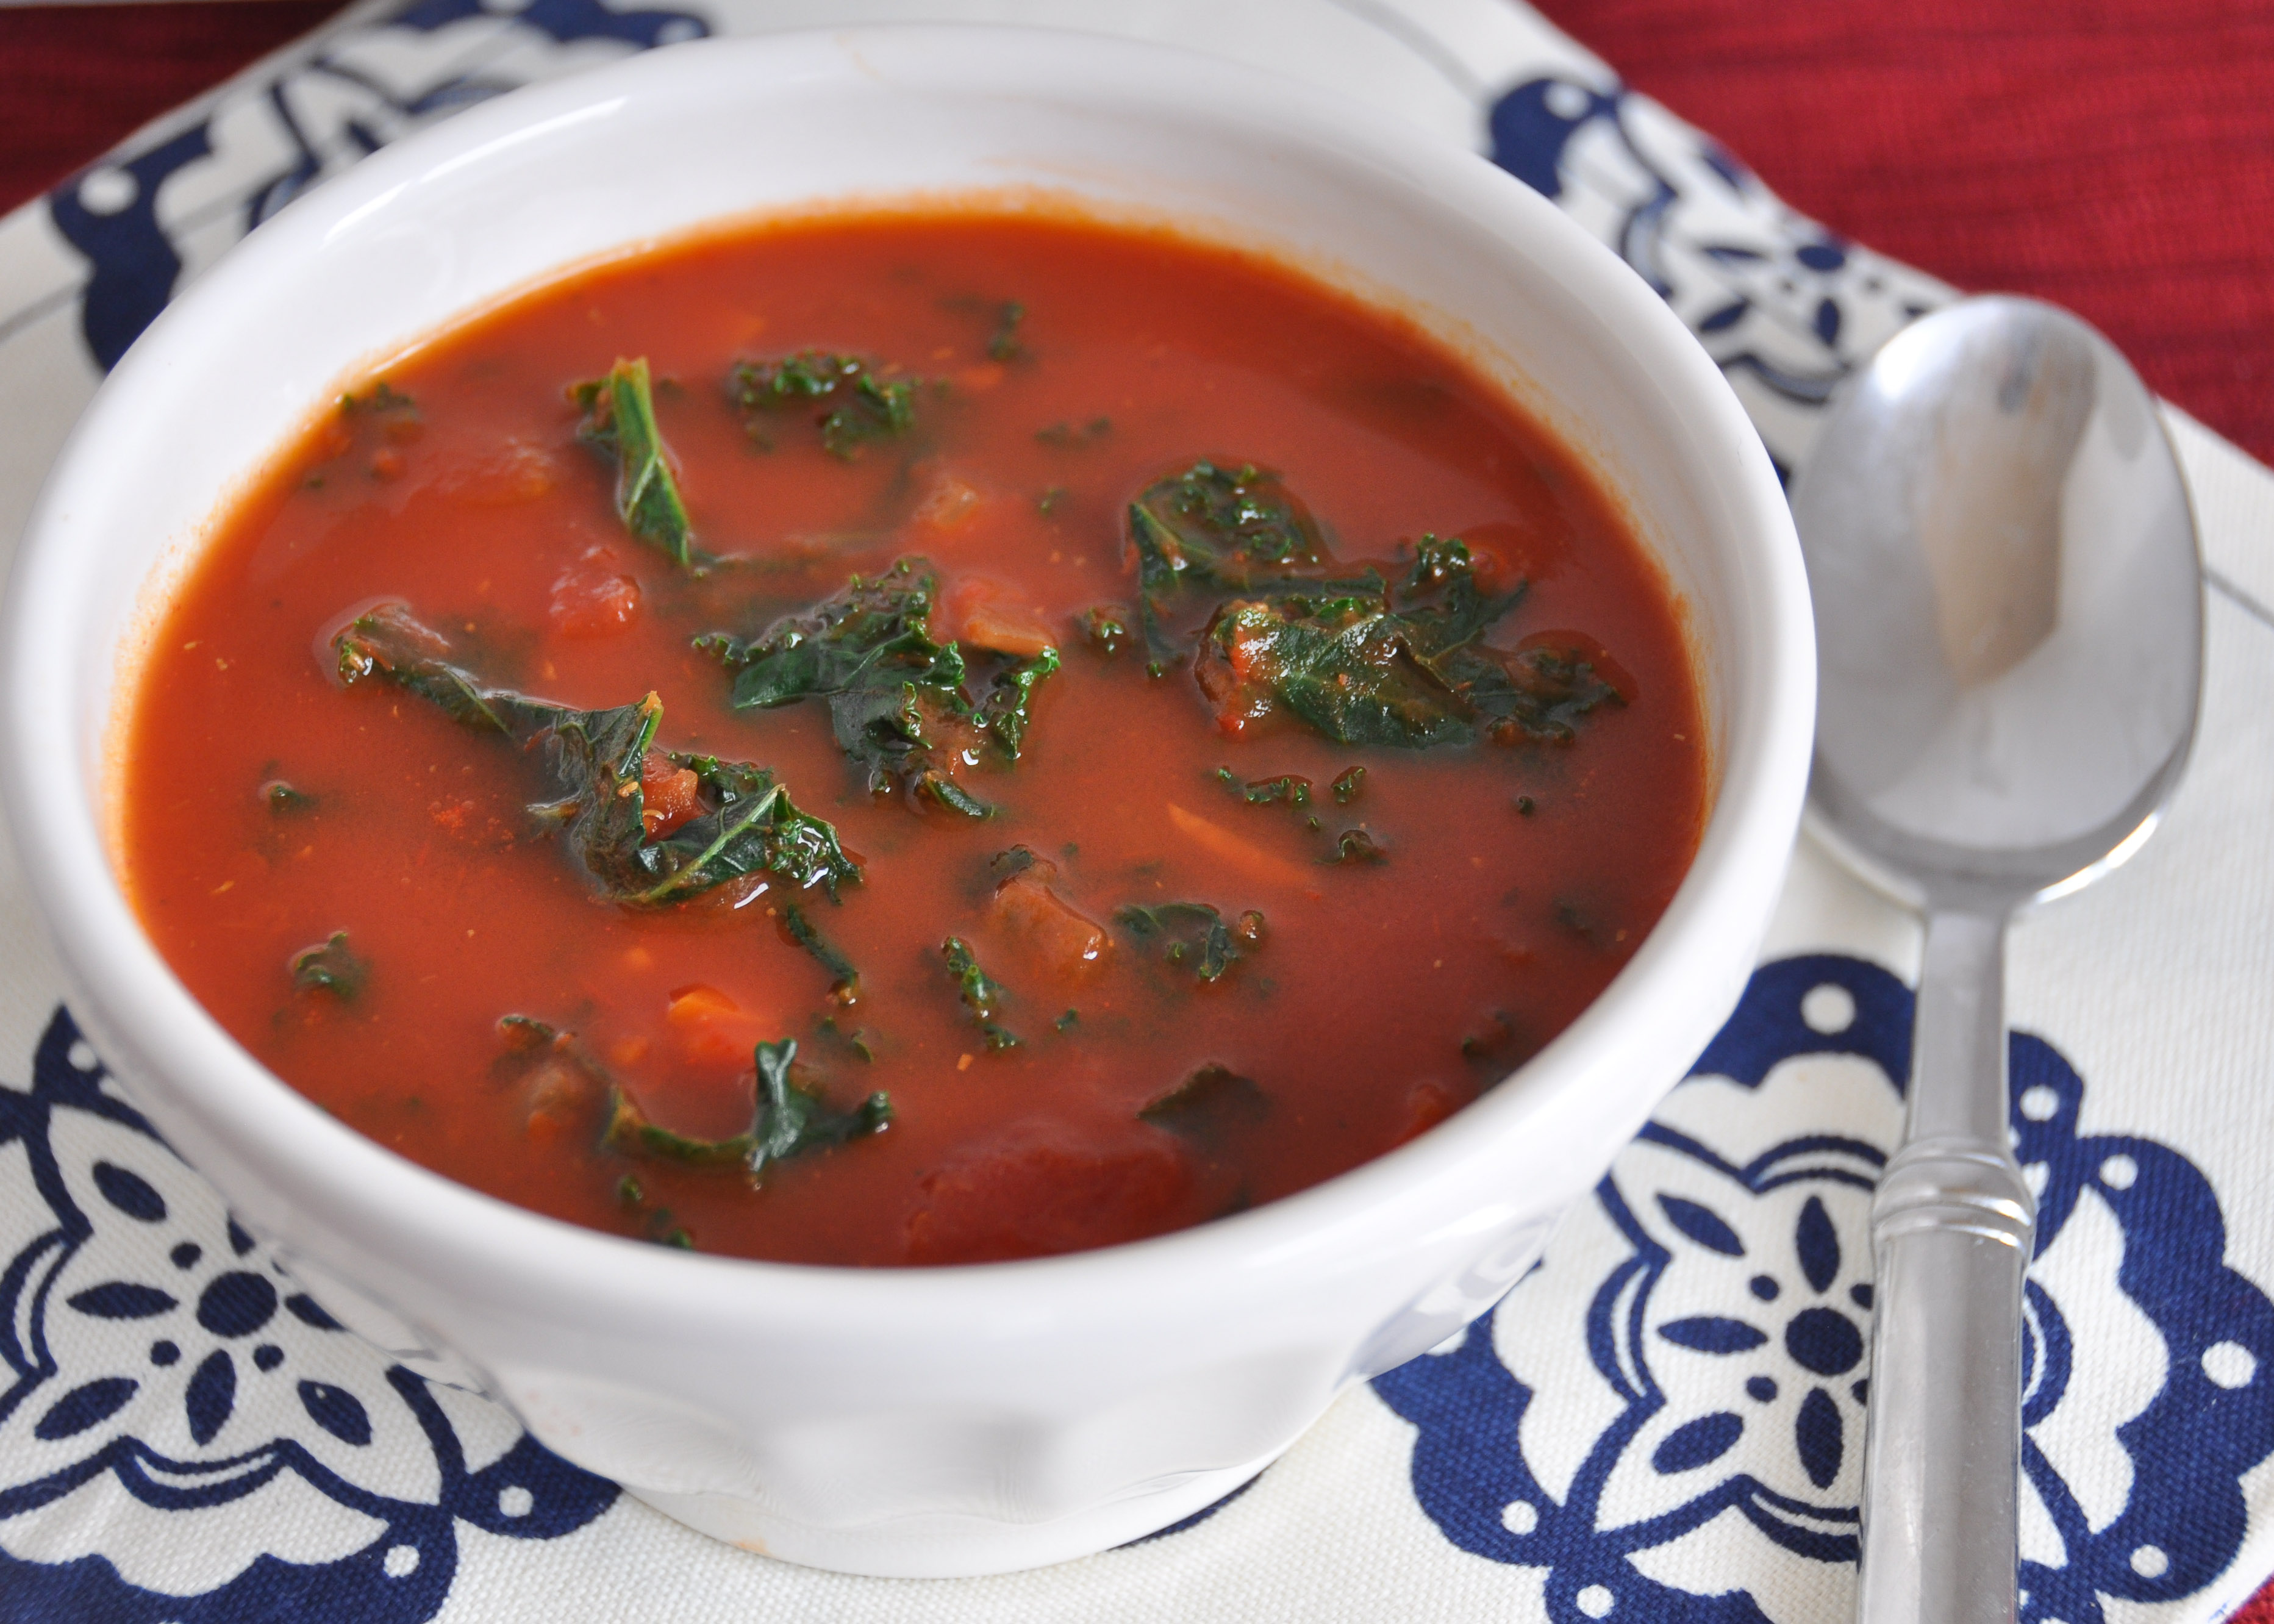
[119,212,1706,1267]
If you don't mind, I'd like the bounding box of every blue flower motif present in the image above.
[1645,1187,1873,1493]
[47,0,710,372]
[1486,76,1951,480]
[0,1008,617,1622]
[1376,955,2274,1624]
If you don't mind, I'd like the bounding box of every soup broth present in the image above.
[120,211,1706,1267]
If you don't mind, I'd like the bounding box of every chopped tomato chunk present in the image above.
[912,471,984,532]
[457,440,557,506]
[1454,521,1536,586]
[1192,621,1275,738]
[550,551,640,637]
[640,755,703,838]
[991,866,1110,982]
[519,1040,604,1146]
[903,1125,1198,1264]
[1391,1079,1464,1147]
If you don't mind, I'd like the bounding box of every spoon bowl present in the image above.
[1801,296,2200,907]
[1792,294,2203,1624]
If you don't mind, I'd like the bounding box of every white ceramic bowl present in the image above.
[0,27,1811,1577]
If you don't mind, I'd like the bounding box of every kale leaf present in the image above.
[976,646,1060,760]
[492,1017,615,1142]
[1123,473,1621,748]
[1399,532,1508,649]
[1125,460,1336,674]
[1433,639,1626,745]
[290,932,365,1000]
[699,560,960,710]
[571,357,706,571]
[1200,593,1474,749]
[605,1090,751,1168]
[989,843,1041,882]
[1389,535,1621,742]
[1131,460,1326,578]
[1113,901,1260,984]
[1140,1062,1268,1145]
[1242,774,1310,809]
[1036,417,1111,449]
[941,936,1020,1051]
[604,1037,891,1182]
[748,1038,893,1175]
[693,562,974,813]
[693,559,1058,817]
[496,1014,560,1051]
[1128,454,1610,746]
[987,302,1025,363]
[333,603,560,735]
[1327,828,1389,865]
[782,903,860,1006]
[728,351,917,459]
[1192,534,1618,749]
[263,779,317,814]
[340,379,415,413]
[638,754,860,904]
[1081,605,1131,656]
[334,604,858,904]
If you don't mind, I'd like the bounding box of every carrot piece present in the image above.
[665,984,740,1023]
[943,574,1058,656]
[665,984,771,1073]
[1165,802,1323,897]
[960,601,1058,658]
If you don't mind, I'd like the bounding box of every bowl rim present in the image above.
[0,24,1812,1328]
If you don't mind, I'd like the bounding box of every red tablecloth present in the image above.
[1,4,2270,1618]
[1531,0,2274,470]
[2,0,2268,467]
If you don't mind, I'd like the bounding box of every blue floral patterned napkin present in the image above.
[0,4,2269,1620]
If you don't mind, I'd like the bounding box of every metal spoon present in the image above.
[1790,295,2202,1624]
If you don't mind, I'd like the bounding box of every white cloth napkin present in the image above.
[0,4,2268,1620]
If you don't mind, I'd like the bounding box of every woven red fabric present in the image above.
[0,2,351,211]
[4,0,2270,464]
[0,4,2269,1616]
[1532,0,2274,467]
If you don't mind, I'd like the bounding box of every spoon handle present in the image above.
[1855,907,2037,1624]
